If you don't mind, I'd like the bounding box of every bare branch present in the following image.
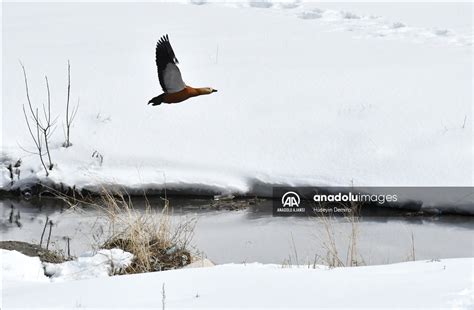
[47,124,58,140]
[45,76,52,126]
[40,76,54,170]
[70,99,80,124]
[35,108,49,176]
[22,105,41,150]
[20,62,41,126]
[17,142,45,156]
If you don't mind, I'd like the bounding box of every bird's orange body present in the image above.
[163,86,202,103]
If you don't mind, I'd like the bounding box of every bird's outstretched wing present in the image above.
[155,35,186,94]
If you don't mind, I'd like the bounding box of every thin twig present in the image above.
[43,76,53,169]
[290,232,299,267]
[46,220,53,250]
[162,283,166,310]
[66,237,71,259]
[40,216,49,247]
[63,60,77,147]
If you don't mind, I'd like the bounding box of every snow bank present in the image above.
[0,249,133,286]
[44,249,133,281]
[2,2,472,209]
[0,250,49,288]
[2,250,473,309]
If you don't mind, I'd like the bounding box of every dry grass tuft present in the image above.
[88,189,196,274]
[49,184,198,274]
[314,203,364,268]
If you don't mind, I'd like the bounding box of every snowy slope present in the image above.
[2,2,473,198]
[1,249,473,309]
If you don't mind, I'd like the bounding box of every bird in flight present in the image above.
[148,35,217,106]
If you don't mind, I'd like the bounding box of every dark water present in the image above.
[1,196,473,265]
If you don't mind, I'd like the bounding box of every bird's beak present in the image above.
[212,89,218,93]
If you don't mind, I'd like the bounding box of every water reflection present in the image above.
[1,197,473,264]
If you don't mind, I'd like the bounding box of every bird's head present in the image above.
[205,87,218,94]
[196,87,218,96]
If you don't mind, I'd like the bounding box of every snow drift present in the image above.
[1,249,473,309]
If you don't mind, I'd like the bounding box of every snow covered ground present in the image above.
[1,2,473,205]
[1,249,473,309]
[2,3,472,308]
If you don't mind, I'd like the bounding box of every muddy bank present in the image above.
[0,241,65,263]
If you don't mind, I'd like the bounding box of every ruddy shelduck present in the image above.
[148,35,217,106]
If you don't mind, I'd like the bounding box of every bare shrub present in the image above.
[20,61,79,176]
[20,62,57,175]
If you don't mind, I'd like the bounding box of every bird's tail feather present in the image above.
[148,94,165,106]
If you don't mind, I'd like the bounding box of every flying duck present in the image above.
[148,35,217,106]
